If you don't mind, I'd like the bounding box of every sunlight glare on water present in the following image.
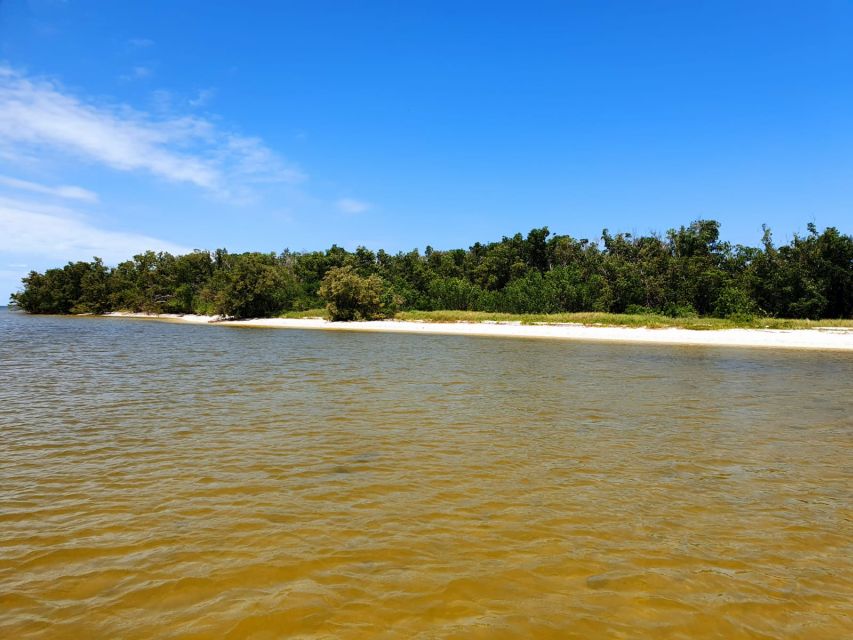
[1,309,851,639]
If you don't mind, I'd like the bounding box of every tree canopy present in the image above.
[10,220,853,321]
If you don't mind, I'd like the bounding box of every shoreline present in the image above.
[102,312,853,351]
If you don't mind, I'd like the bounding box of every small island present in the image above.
[11,220,853,349]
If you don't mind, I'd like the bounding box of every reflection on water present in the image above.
[1,308,851,639]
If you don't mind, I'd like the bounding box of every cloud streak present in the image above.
[0,66,305,201]
[120,65,153,82]
[0,196,191,264]
[0,174,99,203]
[189,88,216,108]
[127,38,155,49]
[336,197,371,214]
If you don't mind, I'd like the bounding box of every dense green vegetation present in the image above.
[10,220,853,322]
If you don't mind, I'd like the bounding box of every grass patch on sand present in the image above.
[274,307,853,330]
[278,308,328,319]
[394,310,853,331]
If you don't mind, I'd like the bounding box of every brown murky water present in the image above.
[1,308,851,639]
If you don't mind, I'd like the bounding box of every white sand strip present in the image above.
[105,312,220,324]
[103,312,853,351]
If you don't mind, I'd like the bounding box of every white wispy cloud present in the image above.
[0,196,191,263]
[336,197,371,214]
[0,174,99,203]
[189,88,216,108]
[120,65,153,82]
[127,38,155,49]
[0,65,305,201]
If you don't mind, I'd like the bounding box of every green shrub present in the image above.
[713,286,757,320]
[319,266,389,321]
[200,253,299,318]
[662,303,698,318]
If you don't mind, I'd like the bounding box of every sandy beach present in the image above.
[103,313,853,351]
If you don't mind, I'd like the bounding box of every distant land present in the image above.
[10,219,853,324]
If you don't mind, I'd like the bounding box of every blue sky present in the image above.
[1,1,852,300]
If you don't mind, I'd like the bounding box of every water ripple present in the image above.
[1,310,851,638]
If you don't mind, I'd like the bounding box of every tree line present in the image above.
[10,220,853,321]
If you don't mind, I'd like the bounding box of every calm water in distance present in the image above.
[1,307,851,639]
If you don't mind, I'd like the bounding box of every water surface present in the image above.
[1,308,851,638]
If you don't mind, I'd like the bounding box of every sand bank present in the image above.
[103,312,853,351]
